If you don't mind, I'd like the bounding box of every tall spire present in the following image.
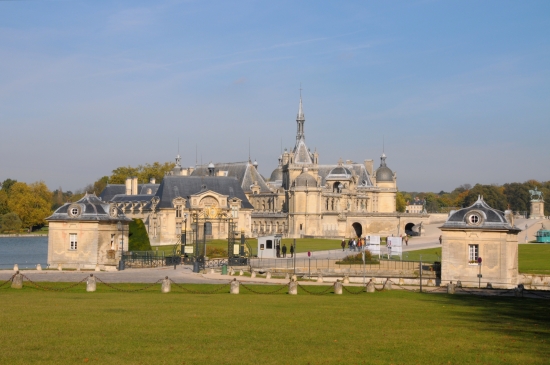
[296,86,305,142]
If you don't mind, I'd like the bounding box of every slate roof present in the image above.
[375,154,394,182]
[99,183,159,202]
[156,176,254,209]
[293,138,314,164]
[47,193,131,222]
[191,161,272,194]
[441,196,520,232]
[317,163,373,187]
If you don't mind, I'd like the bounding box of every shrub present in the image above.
[0,213,22,233]
[336,251,379,265]
[128,219,152,251]
[206,246,227,258]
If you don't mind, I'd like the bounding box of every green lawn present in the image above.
[402,244,550,274]
[1,283,549,364]
[519,244,550,275]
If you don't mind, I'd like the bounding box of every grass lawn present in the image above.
[1,283,549,364]
[519,244,550,275]
[403,247,442,262]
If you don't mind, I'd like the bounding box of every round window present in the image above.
[68,204,81,218]
[466,211,483,226]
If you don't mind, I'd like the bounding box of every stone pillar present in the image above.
[385,279,392,291]
[76,264,81,272]
[86,274,96,292]
[530,200,545,220]
[284,272,290,280]
[13,264,19,272]
[333,281,342,295]
[366,280,375,293]
[161,276,171,293]
[57,263,62,271]
[288,281,298,295]
[209,268,215,274]
[291,274,297,281]
[251,271,256,278]
[229,268,235,276]
[427,279,434,287]
[36,264,42,271]
[266,272,272,280]
[11,272,23,289]
[317,274,323,283]
[239,270,244,276]
[95,264,100,272]
[343,275,350,284]
[447,282,455,294]
[230,279,240,294]
[514,284,524,297]
[399,278,405,285]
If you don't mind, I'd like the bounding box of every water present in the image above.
[0,236,48,269]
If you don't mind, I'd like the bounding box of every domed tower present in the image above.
[373,153,397,213]
[288,167,322,237]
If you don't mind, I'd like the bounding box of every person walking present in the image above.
[439,235,442,245]
[290,244,294,258]
[282,244,287,258]
[341,239,346,251]
[405,236,409,246]
[348,239,353,251]
[276,243,280,258]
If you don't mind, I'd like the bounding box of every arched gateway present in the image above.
[352,222,362,237]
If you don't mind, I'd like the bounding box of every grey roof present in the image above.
[293,138,314,164]
[441,196,520,231]
[156,175,253,209]
[375,154,394,182]
[100,183,159,202]
[191,161,272,194]
[317,163,373,187]
[326,166,352,180]
[269,166,283,182]
[46,193,131,222]
[294,171,317,187]
[110,195,154,203]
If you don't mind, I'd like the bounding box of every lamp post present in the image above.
[117,221,125,271]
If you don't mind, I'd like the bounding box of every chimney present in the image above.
[364,159,373,176]
[125,178,132,195]
[149,177,156,184]
[132,177,138,195]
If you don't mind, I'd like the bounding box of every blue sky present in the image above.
[1,0,549,192]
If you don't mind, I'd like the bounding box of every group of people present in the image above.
[341,238,367,251]
[341,235,410,252]
[275,243,294,258]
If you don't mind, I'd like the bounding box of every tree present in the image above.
[109,166,141,184]
[109,162,175,184]
[0,190,9,215]
[503,182,530,212]
[8,181,52,231]
[0,213,22,233]
[463,184,508,211]
[1,178,17,193]
[396,191,407,212]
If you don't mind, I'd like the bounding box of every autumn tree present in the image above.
[109,162,175,184]
[396,191,407,212]
[0,213,22,233]
[462,184,508,211]
[8,181,52,231]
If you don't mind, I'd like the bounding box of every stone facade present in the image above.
[440,196,521,289]
[46,194,131,270]
[99,95,428,244]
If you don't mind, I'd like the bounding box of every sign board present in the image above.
[365,235,381,255]
[184,245,194,254]
[233,244,240,255]
[386,237,403,258]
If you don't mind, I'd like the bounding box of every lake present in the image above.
[0,236,48,269]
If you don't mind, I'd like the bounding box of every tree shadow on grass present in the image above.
[423,293,550,361]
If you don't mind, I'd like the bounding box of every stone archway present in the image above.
[405,222,418,236]
[352,222,362,238]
